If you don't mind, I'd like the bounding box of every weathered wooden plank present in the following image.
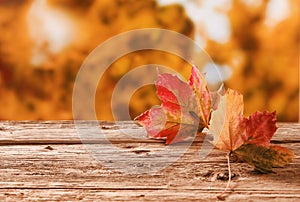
[0,121,299,144]
[1,189,300,202]
[0,121,299,201]
[0,143,299,199]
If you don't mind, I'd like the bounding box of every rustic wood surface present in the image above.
[0,121,299,201]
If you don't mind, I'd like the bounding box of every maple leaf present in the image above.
[210,89,295,173]
[234,144,295,173]
[243,111,277,147]
[188,66,212,128]
[135,65,213,144]
[210,89,245,151]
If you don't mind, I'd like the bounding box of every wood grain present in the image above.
[0,121,299,201]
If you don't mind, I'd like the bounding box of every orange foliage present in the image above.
[0,0,193,120]
[0,0,298,121]
[205,0,299,121]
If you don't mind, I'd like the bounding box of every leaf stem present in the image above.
[217,152,232,200]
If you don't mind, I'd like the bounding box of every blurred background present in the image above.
[0,0,299,121]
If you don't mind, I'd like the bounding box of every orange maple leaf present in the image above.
[210,89,295,173]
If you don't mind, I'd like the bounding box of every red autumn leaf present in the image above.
[243,111,277,146]
[188,66,212,128]
[210,89,295,172]
[135,65,213,144]
[135,73,199,144]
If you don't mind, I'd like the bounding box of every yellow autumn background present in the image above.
[0,0,299,121]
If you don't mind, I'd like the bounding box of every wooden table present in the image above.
[0,121,299,201]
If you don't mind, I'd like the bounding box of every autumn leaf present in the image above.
[234,144,295,173]
[188,66,212,128]
[135,65,213,144]
[135,73,199,144]
[210,89,295,173]
[210,89,295,199]
[243,111,277,147]
[210,89,245,151]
